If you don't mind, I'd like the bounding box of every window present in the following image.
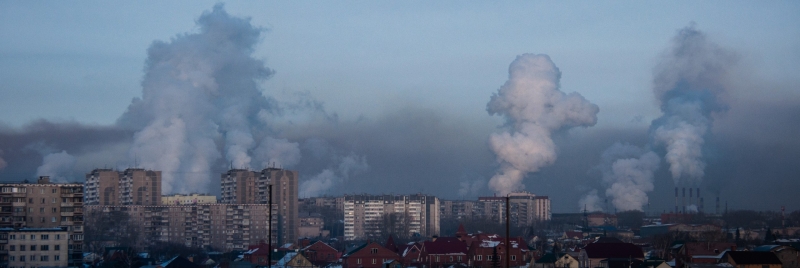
[30,245,36,251]
[20,255,25,261]
[372,259,376,264]
[55,234,61,240]
[10,245,15,251]
[52,198,56,203]
[41,255,48,261]
[9,255,14,261]
[10,234,15,240]
[20,245,26,251]
[54,245,59,250]
[371,248,378,254]
[52,189,57,193]
[51,217,56,222]
[357,259,362,264]
[41,235,49,240]
[55,255,60,261]
[41,198,45,204]
[29,198,33,203]
[487,255,491,260]
[41,245,49,251]
[30,235,35,240]
[39,208,44,213]
[511,255,516,261]
[51,208,57,213]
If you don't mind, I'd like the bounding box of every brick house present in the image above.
[420,237,469,267]
[578,237,644,268]
[675,242,735,267]
[720,251,782,268]
[398,242,423,267]
[302,240,341,266]
[466,238,529,267]
[341,241,400,268]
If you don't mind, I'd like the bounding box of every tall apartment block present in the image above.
[440,191,551,227]
[85,204,275,251]
[0,177,84,267]
[220,168,298,245]
[85,168,162,206]
[343,194,440,241]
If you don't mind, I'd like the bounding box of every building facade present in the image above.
[441,192,551,227]
[85,168,161,206]
[1,227,70,268]
[220,168,298,245]
[343,194,439,241]
[85,204,276,251]
[162,193,217,205]
[0,177,84,267]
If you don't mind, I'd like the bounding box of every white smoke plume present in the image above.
[118,4,300,193]
[300,153,368,197]
[598,143,660,211]
[487,54,599,195]
[651,25,734,186]
[578,189,603,212]
[36,150,76,183]
[0,149,6,170]
[458,180,483,198]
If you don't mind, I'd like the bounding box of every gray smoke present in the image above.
[598,143,660,211]
[300,153,368,197]
[0,150,7,170]
[118,4,299,193]
[486,54,599,195]
[35,150,76,183]
[578,189,603,212]
[651,25,735,186]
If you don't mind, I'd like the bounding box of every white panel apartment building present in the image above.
[440,191,551,227]
[343,194,439,241]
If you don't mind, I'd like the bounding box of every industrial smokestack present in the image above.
[675,187,679,213]
[682,187,686,213]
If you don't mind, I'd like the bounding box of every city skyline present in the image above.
[1,2,799,213]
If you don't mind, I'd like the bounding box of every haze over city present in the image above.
[1,2,799,213]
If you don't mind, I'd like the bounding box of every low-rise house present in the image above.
[754,245,800,268]
[303,240,341,266]
[675,242,735,267]
[341,241,400,268]
[275,252,315,268]
[532,253,579,268]
[398,242,423,267]
[467,238,529,267]
[578,237,644,268]
[420,237,469,267]
[719,251,782,268]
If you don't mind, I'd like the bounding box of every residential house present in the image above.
[275,252,315,268]
[420,237,469,267]
[303,240,341,266]
[675,242,735,268]
[467,238,529,267]
[341,242,400,268]
[578,237,644,268]
[754,245,800,268]
[719,251,782,268]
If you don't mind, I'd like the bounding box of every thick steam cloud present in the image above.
[300,153,368,197]
[487,54,599,195]
[117,4,300,193]
[599,143,660,211]
[651,25,734,186]
[36,151,77,183]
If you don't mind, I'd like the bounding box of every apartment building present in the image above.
[343,194,439,241]
[301,196,345,212]
[1,227,70,268]
[0,177,84,267]
[85,204,276,251]
[162,193,217,205]
[220,168,298,245]
[441,192,551,227]
[85,168,161,206]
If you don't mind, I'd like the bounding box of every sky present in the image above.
[1,1,799,213]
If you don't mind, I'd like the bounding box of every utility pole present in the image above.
[268,184,273,268]
[506,195,510,268]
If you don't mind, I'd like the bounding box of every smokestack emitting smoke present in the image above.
[487,54,599,195]
[651,25,735,188]
[118,4,301,193]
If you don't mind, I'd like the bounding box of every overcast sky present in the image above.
[1,1,798,213]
